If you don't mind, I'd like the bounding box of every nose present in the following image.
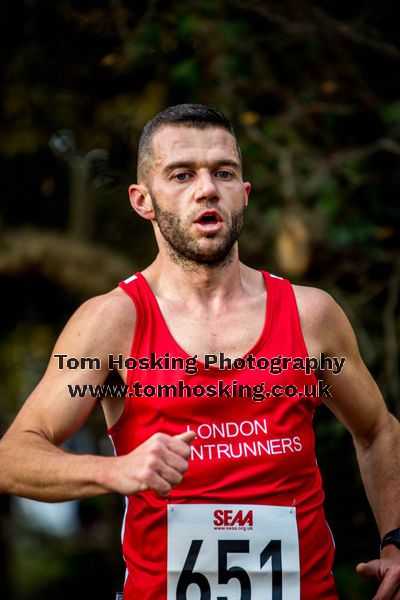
[194,170,219,202]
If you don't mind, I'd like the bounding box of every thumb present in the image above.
[174,430,196,444]
[356,559,382,580]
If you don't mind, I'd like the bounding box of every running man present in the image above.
[1,104,400,599]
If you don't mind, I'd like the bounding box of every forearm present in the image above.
[354,413,400,536]
[0,431,116,502]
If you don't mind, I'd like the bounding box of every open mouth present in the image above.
[194,211,222,225]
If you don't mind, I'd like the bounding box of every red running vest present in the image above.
[108,271,338,600]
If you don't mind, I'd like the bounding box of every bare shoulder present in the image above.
[292,284,338,323]
[292,284,357,355]
[55,286,136,359]
[73,287,135,329]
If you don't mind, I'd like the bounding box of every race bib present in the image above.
[168,503,300,600]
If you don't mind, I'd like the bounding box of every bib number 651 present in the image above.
[176,538,282,600]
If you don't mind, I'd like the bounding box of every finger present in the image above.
[168,433,196,458]
[373,567,400,600]
[141,459,184,494]
[174,431,196,444]
[163,449,189,474]
[155,462,185,488]
[140,469,172,496]
[356,560,382,581]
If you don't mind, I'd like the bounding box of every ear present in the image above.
[129,184,155,220]
[243,181,251,207]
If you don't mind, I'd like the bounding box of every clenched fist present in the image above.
[108,431,196,496]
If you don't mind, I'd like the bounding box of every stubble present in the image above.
[151,194,244,270]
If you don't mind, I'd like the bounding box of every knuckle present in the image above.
[149,440,164,455]
[141,466,153,482]
[153,432,167,443]
[385,564,400,578]
[146,455,159,470]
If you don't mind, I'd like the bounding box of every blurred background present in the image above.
[0,0,399,598]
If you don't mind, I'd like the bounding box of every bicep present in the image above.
[8,365,104,446]
[4,292,131,446]
[323,355,389,444]
[320,299,390,444]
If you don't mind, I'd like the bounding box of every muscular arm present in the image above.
[0,290,194,502]
[318,296,400,537]
[296,287,400,596]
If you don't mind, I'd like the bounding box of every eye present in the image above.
[173,172,192,181]
[215,170,233,179]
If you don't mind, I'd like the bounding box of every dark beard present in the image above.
[151,194,244,268]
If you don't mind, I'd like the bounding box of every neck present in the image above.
[143,245,249,305]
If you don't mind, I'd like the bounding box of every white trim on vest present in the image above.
[124,274,138,284]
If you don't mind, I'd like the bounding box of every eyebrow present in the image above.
[162,159,241,175]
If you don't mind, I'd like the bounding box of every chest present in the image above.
[156,294,267,361]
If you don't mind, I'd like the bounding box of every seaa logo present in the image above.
[213,509,253,528]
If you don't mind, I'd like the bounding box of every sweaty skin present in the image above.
[1,125,400,599]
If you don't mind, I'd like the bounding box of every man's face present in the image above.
[143,125,251,267]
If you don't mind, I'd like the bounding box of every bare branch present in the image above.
[237,0,400,59]
[313,7,400,60]
[0,228,135,296]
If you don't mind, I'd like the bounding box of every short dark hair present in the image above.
[137,103,242,181]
